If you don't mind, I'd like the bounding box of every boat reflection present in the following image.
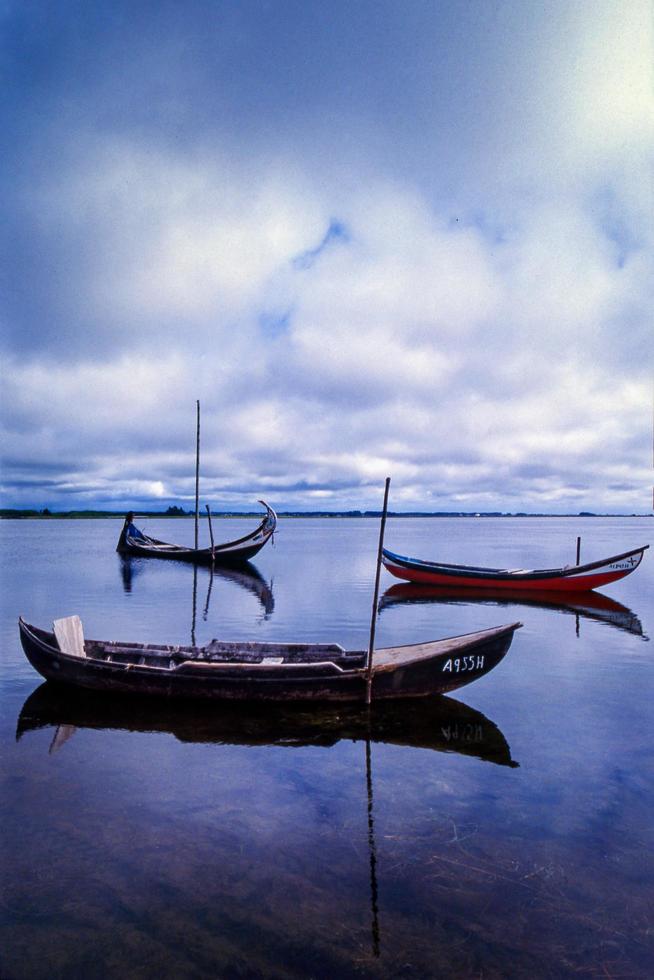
[119,556,144,592]
[119,556,275,620]
[16,681,518,961]
[16,681,518,768]
[379,584,646,638]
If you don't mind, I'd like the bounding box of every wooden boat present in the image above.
[382,544,648,593]
[18,616,521,703]
[116,500,277,565]
[17,682,519,767]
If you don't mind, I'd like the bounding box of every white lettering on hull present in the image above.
[442,655,485,674]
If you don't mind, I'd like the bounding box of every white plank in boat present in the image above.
[53,615,86,658]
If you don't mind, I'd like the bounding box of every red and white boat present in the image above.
[382,545,648,593]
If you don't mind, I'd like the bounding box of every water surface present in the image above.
[1,516,653,978]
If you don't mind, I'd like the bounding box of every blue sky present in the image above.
[1,0,652,513]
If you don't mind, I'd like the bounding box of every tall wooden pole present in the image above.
[366,477,391,705]
[194,400,200,550]
[206,504,215,562]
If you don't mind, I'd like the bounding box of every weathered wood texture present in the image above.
[53,616,86,658]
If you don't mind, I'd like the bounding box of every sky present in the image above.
[1,0,652,514]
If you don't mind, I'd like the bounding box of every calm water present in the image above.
[1,515,653,979]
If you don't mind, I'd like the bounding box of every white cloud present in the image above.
[2,1,652,513]
[3,152,652,513]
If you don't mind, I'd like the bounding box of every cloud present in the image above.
[1,0,652,513]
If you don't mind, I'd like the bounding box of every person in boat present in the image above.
[123,512,146,541]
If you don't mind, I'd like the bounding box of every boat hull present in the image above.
[119,538,271,565]
[382,546,648,593]
[18,619,521,703]
[116,502,277,566]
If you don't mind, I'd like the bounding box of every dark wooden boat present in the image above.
[116,500,276,565]
[17,682,518,767]
[18,616,521,703]
[382,544,648,592]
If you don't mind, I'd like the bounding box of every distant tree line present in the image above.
[3,508,646,520]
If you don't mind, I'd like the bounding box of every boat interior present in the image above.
[42,619,369,670]
[88,639,368,670]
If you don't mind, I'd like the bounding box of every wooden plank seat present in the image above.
[201,639,351,664]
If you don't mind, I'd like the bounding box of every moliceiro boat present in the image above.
[382,545,648,593]
[18,616,521,703]
[116,501,276,566]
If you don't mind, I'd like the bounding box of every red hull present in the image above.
[382,544,648,594]
[382,562,636,592]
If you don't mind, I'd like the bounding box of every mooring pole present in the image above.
[194,400,200,550]
[366,477,391,705]
[206,503,215,562]
[576,535,581,566]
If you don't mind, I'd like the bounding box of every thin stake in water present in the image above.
[366,477,391,705]
[206,504,215,562]
[194,400,200,550]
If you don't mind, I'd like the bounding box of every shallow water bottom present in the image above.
[1,516,653,977]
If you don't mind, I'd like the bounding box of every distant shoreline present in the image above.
[1,509,650,520]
